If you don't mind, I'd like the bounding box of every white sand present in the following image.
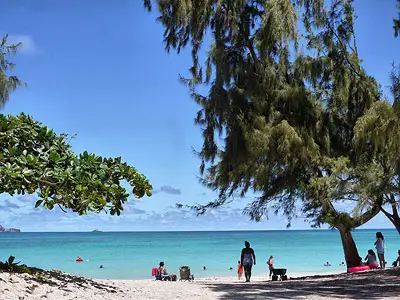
[1,268,400,300]
[0,271,221,300]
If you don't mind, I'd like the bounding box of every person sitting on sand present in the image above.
[267,256,274,278]
[237,261,243,281]
[158,261,168,275]
[241,241,256,282]
[158,261,171,280]
[364,249,378,267]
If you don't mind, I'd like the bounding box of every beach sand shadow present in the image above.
[202,268,400,300]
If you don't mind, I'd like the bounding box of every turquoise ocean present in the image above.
[0,229,399,279]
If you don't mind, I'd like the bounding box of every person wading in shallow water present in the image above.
[241,241,256,282]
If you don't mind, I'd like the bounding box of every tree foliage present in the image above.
[0,113,152,215]
[395,0,400,37]
[146,0,379,226]
[145,0,398,266]
[1,33,153,216]
[352,65,400,233]
[0,35,25,108]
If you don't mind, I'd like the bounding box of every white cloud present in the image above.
[0,192,398,232]
[6,34,40,54]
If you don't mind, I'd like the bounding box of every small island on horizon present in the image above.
[92,229,102,232]
[0,225,21,232]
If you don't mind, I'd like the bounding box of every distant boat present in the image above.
[92,229,102,232]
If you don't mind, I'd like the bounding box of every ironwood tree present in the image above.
[353,65,400,234]
[145,0,396,267]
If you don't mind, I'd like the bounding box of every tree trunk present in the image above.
[394,221,400,235]
[337,225,361,268]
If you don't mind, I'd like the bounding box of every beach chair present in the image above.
[271,268,288,281]
[152,267,162,280]
[179,266,194,281]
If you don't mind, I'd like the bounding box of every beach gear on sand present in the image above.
[347,265,373,273]
[271,268,288,281]
[152,266,176,281]
[369,263,379,269]
[179,266,194,281]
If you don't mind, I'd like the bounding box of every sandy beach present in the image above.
[1,268,400,300]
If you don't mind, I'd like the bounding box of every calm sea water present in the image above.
[0,229,399,279]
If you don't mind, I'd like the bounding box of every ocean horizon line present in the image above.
[3,227,397,233]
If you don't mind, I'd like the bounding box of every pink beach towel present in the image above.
[152,267,158,276]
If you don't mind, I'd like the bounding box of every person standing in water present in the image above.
[241,241,256,282]
[375,232,385,268]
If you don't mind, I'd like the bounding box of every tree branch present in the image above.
[390,193,399,217]
[326,22,362,78]
[351,196,382,227]
[380,205,395,223]
[246,39,258,63]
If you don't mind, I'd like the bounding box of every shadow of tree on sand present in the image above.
[203,268,400,300]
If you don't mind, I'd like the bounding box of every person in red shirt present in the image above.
[237,261,243,280]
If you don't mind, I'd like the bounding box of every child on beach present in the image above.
[237,261,243,280]
[374,232,385,268]
[364,249,378,267]
[267,256,274,278]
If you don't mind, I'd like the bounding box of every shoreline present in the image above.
[1,267,399,300]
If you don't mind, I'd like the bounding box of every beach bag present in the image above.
[171,274,177,281]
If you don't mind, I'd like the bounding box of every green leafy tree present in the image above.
[1,35,152,215]
[145,0,386,267]
[0,35,26,108]
[0,114,152,215]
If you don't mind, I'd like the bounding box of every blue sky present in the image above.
[0,0,399,232]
